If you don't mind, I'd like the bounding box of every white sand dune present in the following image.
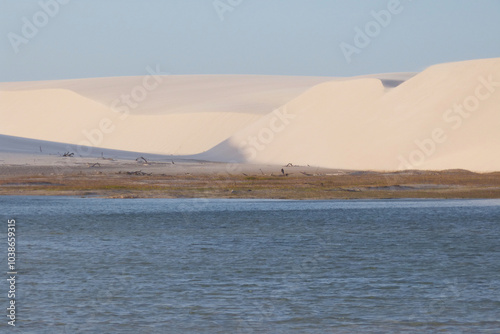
[0,75,336,115]
[205,58,500,171]
[0,75,334,155]
[1,58,498,171]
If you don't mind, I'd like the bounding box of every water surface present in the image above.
[1,197,499,333]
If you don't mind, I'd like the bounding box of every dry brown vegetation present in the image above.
[1,168,500,199]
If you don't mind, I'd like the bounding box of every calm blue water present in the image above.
[1,197,499,333]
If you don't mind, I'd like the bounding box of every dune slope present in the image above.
[0,75,333,155]
[1,59,498,171]
[205,58,500,171]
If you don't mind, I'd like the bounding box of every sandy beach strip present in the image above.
[1,156,500,199]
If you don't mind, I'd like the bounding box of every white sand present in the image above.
[1,58,499,171]
[209,58,500,171]
[0,75,334,155]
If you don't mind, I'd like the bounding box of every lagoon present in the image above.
[1,197,499,333]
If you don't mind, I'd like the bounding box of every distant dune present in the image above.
[0,75,333,155]
[1,58,499,171]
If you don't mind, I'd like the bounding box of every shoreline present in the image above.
[1,159,500,199]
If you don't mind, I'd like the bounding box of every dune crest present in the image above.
[0,76,333,155]
[1,58,499,171]
[206,58,500,171]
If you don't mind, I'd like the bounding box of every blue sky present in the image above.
[1,0,499,82]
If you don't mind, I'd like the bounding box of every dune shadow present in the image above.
[191,139,247,164]
[380,79,406,88]
[0,134,182,161]
[0,134,249,166]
